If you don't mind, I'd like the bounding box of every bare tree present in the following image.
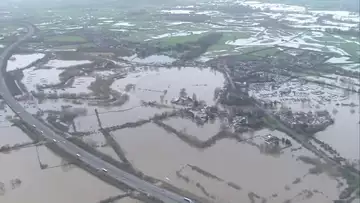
[192,93,197,102]
[179,88,187,98]
[0,182,5,196]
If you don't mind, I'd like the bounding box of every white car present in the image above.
[52,139,57,143]
[183,197,193,203]
[101,168,108,173]
[76,153,81,158]
[40,131,44,134]
[32,125,36,128]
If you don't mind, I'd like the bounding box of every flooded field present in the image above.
[7,54,45,71]
[111,67,224,105]
[74,106,166,131]
[1,0,359,202]
[0,131,124,203]
[315,104,360,160]
[123,55,176,64]
[112,124,345,202]
[0,127,32,146]
[163,117,222,140]
[23,67,64,91]
[250,80,360,161]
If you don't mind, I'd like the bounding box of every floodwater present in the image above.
[7,54,45,71]
[112,123,343,202]
[23,67,63,92]
[112,22,135,27]
[315,100,360,161]
[225,27,353,57]
[22,58,95,92]
[74,106,167,131]
[251,81,360,160]
[150,31,207,40]
[0,124,140,202]
[44,60,92,68]
[111,67,225,106]
[326,56,352,64]
[0,105,14,127]
[160,9,194,14]
[0,130,123,203]
[163,117,222,140]
[0,127,32,146]
[47,76,96,94]
[123,55,175,64]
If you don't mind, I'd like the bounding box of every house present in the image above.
[265,134,280,145]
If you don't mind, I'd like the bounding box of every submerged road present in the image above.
[0,23,190,203]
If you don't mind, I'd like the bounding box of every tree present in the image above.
[0,182,5,195]
[160,95,164,103]
[40,163,48,170]
[285,139,292,146]
[10,178,22,189]
[220,122,228,131]
[213,87,222,100]
[179,88,187,98]
[192,93,197,102]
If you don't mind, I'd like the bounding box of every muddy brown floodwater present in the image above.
[112,123,344,203]
[74,106,167,131]
[2,52,356,203]
[111,67,225,105]
[315,95,360,161]
[0,128,130,203]
[163,117,223,140]
[251,81,360,161]
[67,65,350,202]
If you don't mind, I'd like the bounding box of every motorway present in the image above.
[0,23,190,203]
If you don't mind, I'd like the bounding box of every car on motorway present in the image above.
[76,153,81,158]
[183,197,194,203]
[52,139,57,143]
[101,168,108,173]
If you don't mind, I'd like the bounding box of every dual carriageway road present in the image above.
[0,22,192,203]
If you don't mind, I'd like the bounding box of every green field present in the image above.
[50,43,97,50]
[158,33,207,45]
[208,32,253,51]
[45,35,87,43]
[250,47,282,57]
[339,43,360,62]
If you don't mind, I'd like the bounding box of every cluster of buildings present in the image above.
[264,134,292,146]
[231,116,249,133]
[171,94,219,125]
[230,112,265,133]
[275,109,334,134]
